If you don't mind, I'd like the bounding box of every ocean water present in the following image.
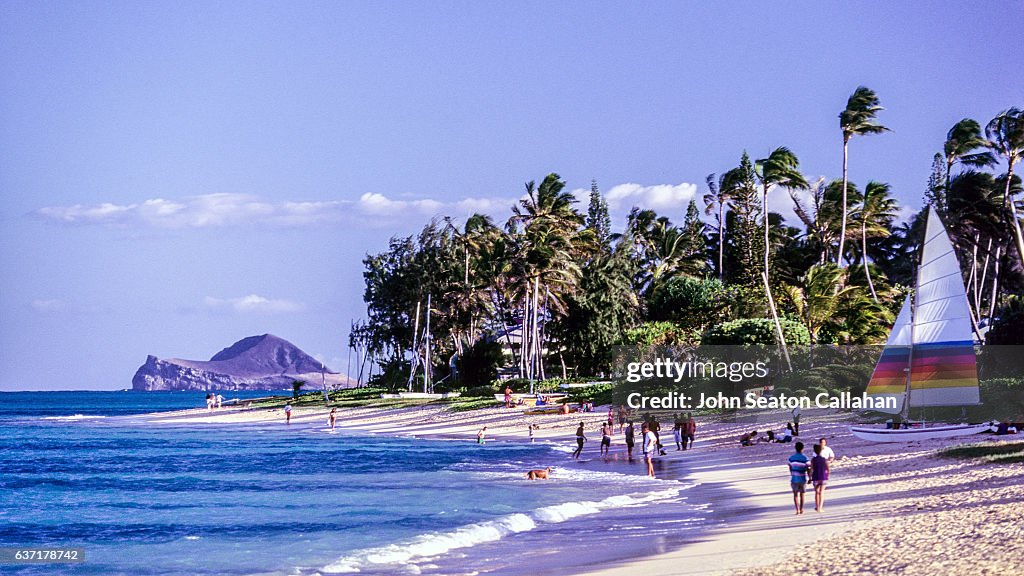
[0,392,710,575]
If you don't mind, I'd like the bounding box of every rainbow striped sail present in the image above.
[864,209,980,413]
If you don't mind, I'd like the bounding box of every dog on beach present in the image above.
[526,467,552,480]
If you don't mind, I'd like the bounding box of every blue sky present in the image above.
[1,2,1021,390]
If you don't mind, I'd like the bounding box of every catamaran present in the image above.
[851,208,995,442]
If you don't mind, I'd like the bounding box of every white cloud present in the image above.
[604,182,698,213]
[766,186,807,227]
[203,294,304,314]
[31,299,66,313]
[34,192,517,229]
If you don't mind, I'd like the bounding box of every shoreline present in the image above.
[130,401,1024,575]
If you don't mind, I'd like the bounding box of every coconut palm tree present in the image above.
[703,173,733,280]
[985,107,1024,268]
[838,87,889,265]
[943,118,996,196]
[782,263,855,345]
[508,173,588,382]
[854,181,897,302]
[946,170,1006,326]
[755,147,809,278]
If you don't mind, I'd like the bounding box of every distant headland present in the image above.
[132,334,350,391]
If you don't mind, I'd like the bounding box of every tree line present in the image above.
[353,89,1023,390]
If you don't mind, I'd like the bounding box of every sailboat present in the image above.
[850,208,995,442]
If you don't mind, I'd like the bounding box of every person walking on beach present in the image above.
[329,408,337,430]
[810,443,830,512]
[504,386,513,408]
[216,394,223,409]
[205,393,213,412]
[616,405,627,433]
[791,405,801,436]
[600,421,612,456]
[788,442,810,514]
[284,403,292,425]
[818,437,835,462]
[573,422,587,459]
[528,423,536,442]
[642,422,656,477]
[624,421,635,461]
[477,426,487,445]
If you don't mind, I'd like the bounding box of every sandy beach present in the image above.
[138,401,1024,575]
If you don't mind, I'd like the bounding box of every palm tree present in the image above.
[755,147,809,278]
[838,87,889,265]
[854,181,897,302]
[943,118,996,196]
[783,263,854,345]
[703,173,731,280]
[443,213,499,348]
[946,170,1005,326]
[508,173,588,382]
[639,219,689,296]
[985,107,1024,268]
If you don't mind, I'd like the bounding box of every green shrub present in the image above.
[622,321,699,347]
[647,277,730,330]
[464,385,498,398]
[567,383,614,406]
[702,318,810,346]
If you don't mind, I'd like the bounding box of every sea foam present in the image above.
[321,486,683,573]
[40,414,106,421]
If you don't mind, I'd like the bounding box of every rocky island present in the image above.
[132,334,350,391]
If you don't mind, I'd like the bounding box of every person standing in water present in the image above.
[284,403,292,425]
[328,407,337,431]
[624,421,635,461]
[572,422,586,459]
[672,413,683,451]
[600,421,612,456]
[684,413,696,450]
[642,422,656,477]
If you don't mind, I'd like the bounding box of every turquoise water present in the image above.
[0,392,708,575]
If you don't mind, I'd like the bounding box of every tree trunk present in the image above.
[838,137,850,266]
[862,219,878,302]
[988,246,1001,322]
[763,183,770,282]
[520,290,528,380]
[1003,163,1024,269]
[967,234,979,320]
[718,203,725,280]
[978,238,992,323]
[532,277,542,383]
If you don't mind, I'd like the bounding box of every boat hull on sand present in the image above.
[493,393,568,406]
[850,422,995,442]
